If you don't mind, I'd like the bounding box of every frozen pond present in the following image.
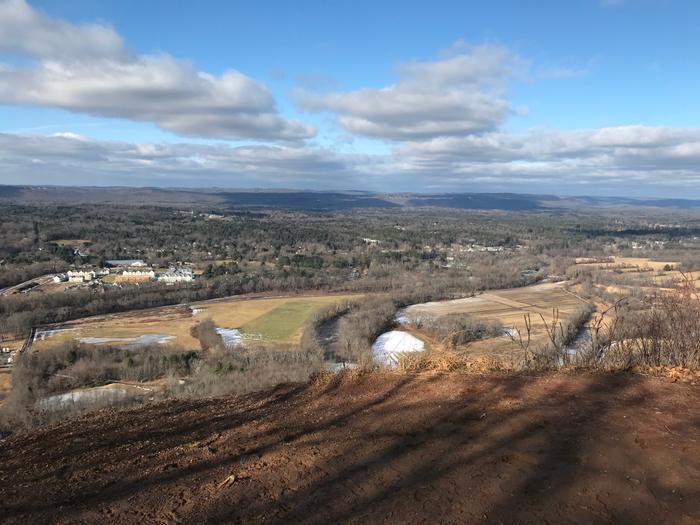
[216,328,243,347]
[372,330,426,367]
[78,334,175,348]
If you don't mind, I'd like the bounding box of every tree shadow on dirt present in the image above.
[198,372,699,524]
[2,372,699,524]
[0,374,422,520]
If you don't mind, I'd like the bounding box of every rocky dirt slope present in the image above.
[1,371,699,524]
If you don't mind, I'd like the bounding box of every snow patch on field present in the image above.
[394,309,408,325]
[216,328,243,347]
[78,334,175,348]
[34,328,75,341]
[372,330,425,367]
[38,383,154,413]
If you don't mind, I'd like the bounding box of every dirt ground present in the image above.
[1,371,699,524]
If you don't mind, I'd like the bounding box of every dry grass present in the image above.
[0,369,11,403]
[573,256,678,271]
[30,293,361,351]
[404,282,589,359]
[572,256,700,294]
[0,337,25,352]
[396,349,506,373]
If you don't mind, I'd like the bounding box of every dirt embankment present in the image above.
[1,371,699,524]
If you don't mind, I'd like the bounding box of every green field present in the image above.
[240,299,332,341]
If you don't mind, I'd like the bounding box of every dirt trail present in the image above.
[1,372,699,524]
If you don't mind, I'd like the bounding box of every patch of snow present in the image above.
[33,328,75,342]
[78,334,175,348]
[323,362,360,373]
[501,328,518,338]
[394,309,408,325]
[37,384,152,413]
[216,328,243,348]
[372,330,426,367]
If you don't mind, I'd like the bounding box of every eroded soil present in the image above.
[1,371,699,524]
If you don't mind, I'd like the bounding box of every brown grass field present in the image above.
[573,256,678,271]
[30,293,361,351]
[574,256,700,292]
[405,282,589,360]
[0,368,11,403]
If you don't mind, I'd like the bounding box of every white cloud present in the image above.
[0,132,362,188]
[0,0,314,141]
[0,0,125,60]
[4,126,700,195]
[394,126,700,188]
[297,43,524,141]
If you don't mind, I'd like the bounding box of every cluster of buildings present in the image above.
[158,267,195,284]
[53,261,195,286]
[115,269,156,283]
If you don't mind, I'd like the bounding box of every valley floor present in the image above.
[1,371,699,524]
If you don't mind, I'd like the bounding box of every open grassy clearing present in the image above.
[573,256,700,291]
[405,282,589,360]
[30,293,360,351]
[573,256,678,271]
[240,299,334,341]
[52,239,92,247]
[0,368,11,403]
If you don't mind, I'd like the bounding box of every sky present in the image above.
[1,0,700,197]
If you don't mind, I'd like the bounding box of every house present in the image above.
[115,269,155,282]
[157,268,195,284]
[53,274,68,283]
[67,270,96,283]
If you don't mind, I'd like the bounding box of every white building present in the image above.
[67,270,96,283]
[157,268,195,284]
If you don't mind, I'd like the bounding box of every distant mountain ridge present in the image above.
[2,184,700,211]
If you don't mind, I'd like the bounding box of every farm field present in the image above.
[30,293,361,351]
[405,281,589,360]
[573,256,678,271]
[573,256,700,291]
[0,368,11,403]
